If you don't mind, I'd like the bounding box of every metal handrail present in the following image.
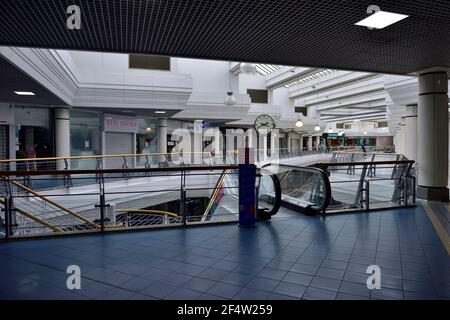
[9,180,99,228]
[317,160,414,167]
[0,165,240,177]
[0,197,63,232]
[116,209,178,218]
[201,169,232,222]
[0,152,213,164]
[332,151,405,156]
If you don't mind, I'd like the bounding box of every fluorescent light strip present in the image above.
[355,11,408,29]
[155,111,166,114]
[14,91,35,96]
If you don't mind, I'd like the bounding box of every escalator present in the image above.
[202,163,332,222]
[261,164,331,216]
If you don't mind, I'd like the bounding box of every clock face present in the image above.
[254,114,276,134]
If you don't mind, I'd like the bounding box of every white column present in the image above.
[417,72,449,201]
[193,120,203,164]
[308,135,313,151]
[404,104,418,161]
[213,128,221,157]
[55,107,70,169]
[315,136,321,149]
[245,128,254,148]
[287,133,292,153]
[158,118,167,162]
[299,134,304,151]
[260,133,268,162]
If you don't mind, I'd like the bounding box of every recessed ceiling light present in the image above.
[355,11,408,29]
[14,91,35,96]
[155,111,166,114]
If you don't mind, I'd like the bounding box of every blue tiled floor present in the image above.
[0,204,449,300]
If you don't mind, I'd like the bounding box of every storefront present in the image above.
[69,110,158,168]
[13,106,54,163]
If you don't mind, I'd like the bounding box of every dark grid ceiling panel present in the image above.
[0,0,450,75]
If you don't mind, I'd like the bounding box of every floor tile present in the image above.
[282,272,313,286]
[206,282,242,299]
[184,277,216,293]
[272,281,306,299]
[246,277,279,292]
[234,287,270,300]
[303,287,337,300]
[309,276,341,292]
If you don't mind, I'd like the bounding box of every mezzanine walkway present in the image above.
[0,203,448,300]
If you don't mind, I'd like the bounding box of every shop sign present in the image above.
[104,114,138,133]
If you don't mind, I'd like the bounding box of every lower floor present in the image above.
[0,202,448,300]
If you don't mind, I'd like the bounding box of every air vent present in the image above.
[129,54,170,71]
[294,107,308,116]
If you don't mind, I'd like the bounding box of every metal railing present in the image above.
[0,165,246,239]
[0,147,408,239]
[0,146,395,189]
[316,152,416,212]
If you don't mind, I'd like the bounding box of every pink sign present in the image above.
[104,115,138,133]
[105,119,137,128]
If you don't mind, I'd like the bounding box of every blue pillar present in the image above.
[238,164,256,227]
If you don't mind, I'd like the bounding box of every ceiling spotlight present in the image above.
[314,125,321,132]
[14,91,35,96]
[145,127,153,133]
[295,120,304,128]
[363,131,368,135]
[225,91,237,105]
[355,10,408,29]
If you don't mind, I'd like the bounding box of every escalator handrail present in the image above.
[260,163,332,212]
[257,173,281,217]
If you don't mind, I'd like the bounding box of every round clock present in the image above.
[254,114,276,134]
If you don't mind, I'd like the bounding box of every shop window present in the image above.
[14,107,54,166]
[247,89,268,104]
[70,111,102,158]
[136,118,158,166]
[129,54,171,71]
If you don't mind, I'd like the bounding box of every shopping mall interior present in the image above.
[0,0,448,301]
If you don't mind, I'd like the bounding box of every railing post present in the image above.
[353,164,368,208]
[63,158,73,188]
[180,169,187,226]
[2,197,10,240]
[404,175,408,207]
[2,178,15,239]
[122,156,129,180]
[365,180,370,211]
[95,173,108,232]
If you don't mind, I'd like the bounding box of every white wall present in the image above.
[171,58,229,93]
[237,73,266,94]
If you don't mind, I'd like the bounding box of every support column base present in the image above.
[417,186,449,202]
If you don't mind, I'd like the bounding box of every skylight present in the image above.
[355,11,408,29]
[254,64,282,76]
